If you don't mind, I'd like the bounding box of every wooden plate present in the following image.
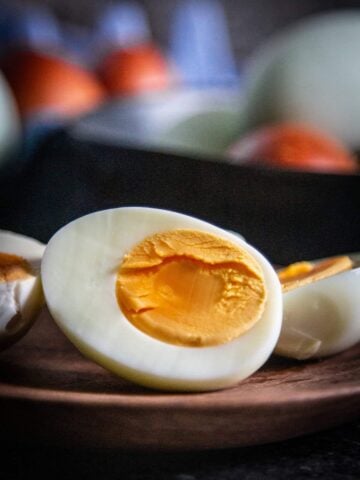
[0,308,359,451]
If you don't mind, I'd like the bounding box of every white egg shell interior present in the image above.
[279,267,360,358]
[0,231,45,345]
[41,207,282,391]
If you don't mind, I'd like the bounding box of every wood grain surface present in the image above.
[0,308,359,451]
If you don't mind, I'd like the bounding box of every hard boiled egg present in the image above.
[276,255,360,359]
[41,207,282,391]
[0,230,45,350]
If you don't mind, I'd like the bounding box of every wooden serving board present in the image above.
[0,308,359,450]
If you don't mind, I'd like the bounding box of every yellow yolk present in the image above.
[0,252,32,283]
[278,255,353,292]
[0,252,35,334]
[116,229,267,347]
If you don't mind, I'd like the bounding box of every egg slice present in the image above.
[41,207,282,391]
[0,230,45,350]
[276,256,360,359]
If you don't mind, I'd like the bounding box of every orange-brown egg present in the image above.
[98,43,173,97]
[227,123,358,174]
[1,49,106,120]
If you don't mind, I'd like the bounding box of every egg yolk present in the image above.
[278,255,353,292]
[0,253,32,283]
[116,230,267,347]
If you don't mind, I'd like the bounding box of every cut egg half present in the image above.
[0,230,45,350]
[41,207,283,391]
[276,255,360,359]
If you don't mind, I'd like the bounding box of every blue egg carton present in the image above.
[0,0,241,87]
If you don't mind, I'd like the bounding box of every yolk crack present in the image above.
[116,230,267,347]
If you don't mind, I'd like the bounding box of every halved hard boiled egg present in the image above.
[276,255,360,359]
[0,230,45,350]
[41,207,282,391]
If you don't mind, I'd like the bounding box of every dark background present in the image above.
[2,420,360,479]
[1,0,359,265]
[9,0,360,59]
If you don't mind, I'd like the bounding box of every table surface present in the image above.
[2,308,360,452]
[1,420,359,479]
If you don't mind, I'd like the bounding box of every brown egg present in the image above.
[227,123,358,174]
[1,49,106,119]
[98,43,173,97]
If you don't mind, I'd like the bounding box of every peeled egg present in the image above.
[0,230,45,350]
[276,256,360,359]
[243,11,360,150]
[41,207,282,391]
[1,49,106,120]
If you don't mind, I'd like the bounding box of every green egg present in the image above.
[242,11,360,150]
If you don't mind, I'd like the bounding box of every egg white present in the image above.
[277,266,360,359]
[41,207,282,391]
[0,230,45,348]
